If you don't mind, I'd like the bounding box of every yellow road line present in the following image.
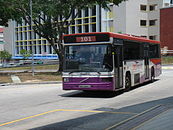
[0,109,135,127]
[0,109,62,127]
[58,109,137,115]
[105,104,162,130]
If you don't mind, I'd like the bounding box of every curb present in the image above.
[0,81,62,86]
[162,67,173,70]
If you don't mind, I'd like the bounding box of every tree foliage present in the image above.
[0,0,126,72]
[20,49,31,60]
[0,50,12,62]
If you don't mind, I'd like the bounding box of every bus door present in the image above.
[113,39,123,89]
[144,44,149,79]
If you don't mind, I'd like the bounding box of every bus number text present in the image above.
[76,36,96,42]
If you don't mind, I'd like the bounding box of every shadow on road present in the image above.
[60,90,123,98]
[31,96,173,130]
[60,79,160,98]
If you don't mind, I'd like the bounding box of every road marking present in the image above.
[0,109,62,127]
[0,109,136,127]
[105,104,162,130]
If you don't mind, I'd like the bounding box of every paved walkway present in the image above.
[162,66,173,70]
[0,69,58,73]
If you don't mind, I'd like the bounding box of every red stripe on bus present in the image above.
[150,59,161,64]
[63,32,160,44]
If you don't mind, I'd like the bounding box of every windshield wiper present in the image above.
[97,71,101,75]
[69,70,81,74]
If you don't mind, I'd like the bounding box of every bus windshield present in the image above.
[64,44,113,72]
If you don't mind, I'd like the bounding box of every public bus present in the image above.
[62,32,161,91]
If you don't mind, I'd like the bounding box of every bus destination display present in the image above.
[64,33,110,43]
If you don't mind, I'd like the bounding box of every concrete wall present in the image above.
[113,0,164,40]
[113,1,126,33]
[3,21,15,56]
[148,0,163,41]
[0,27,4,51]
[125,0,148,36]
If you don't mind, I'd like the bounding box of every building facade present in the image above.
[0,27,4,51]
[5,5,102,60]
[4,0,171,60]
[110,0,164,41]
[160,6,173,51]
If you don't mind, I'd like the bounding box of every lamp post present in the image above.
[30,0,35,76]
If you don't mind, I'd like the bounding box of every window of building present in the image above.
[33,46,36,54]
[140,5,147,11]
[84,25,89,32]
[84,8,89,17]
[16,46,19,54]
[91,17,96,22]
[20,46,23,51]
[149,35,157,40]
[84,18,89,23]
[20,32,23,40]
[77,26,82,33]
[78,10,82,17]
[72,26,75,34]
[49,46,52,54]
[91,24,96,32]
[71,9,75,19]
[16,28,18,32]
[77,19,82,24]
[140,20,147,26]
[149,19,157,26]
[149,4,157,11]
[25,32,27,40]
[38,45,41,54]
[91,6,96,16]
[16,33,19,40]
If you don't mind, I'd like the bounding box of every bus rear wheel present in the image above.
[125,73,131,91]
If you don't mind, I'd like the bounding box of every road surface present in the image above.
[0,69,173,130]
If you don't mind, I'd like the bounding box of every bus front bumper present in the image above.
[63,82,114,91]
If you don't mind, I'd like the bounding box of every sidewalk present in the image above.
[162,65,173,70]
[0,69,58,73]
[0,81,62,86]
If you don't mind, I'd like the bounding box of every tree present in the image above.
[0,0,126,72]
[20,49,31,60]
[0,50,12,63]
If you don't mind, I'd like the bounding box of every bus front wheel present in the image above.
[125,73,131,91]
[151,68,155,82]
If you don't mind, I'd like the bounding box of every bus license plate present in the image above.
[79,85,91,88]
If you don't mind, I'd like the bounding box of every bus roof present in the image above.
[63,32,160,44]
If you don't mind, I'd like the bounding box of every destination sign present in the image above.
[64,33,110,43]
[76,36,96,42]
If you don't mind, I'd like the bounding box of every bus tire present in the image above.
[151,67,155,82]
[125,73,131,91]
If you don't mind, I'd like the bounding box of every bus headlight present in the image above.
[63,78,69,82]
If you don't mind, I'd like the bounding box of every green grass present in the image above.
[0,64,59,71]
[0,56,172,71]
[162,56,173,65]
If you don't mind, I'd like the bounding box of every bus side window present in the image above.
[124,41,142,60]
[149,44,160,58]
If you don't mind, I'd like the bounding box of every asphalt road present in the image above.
[0,69,173,130]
